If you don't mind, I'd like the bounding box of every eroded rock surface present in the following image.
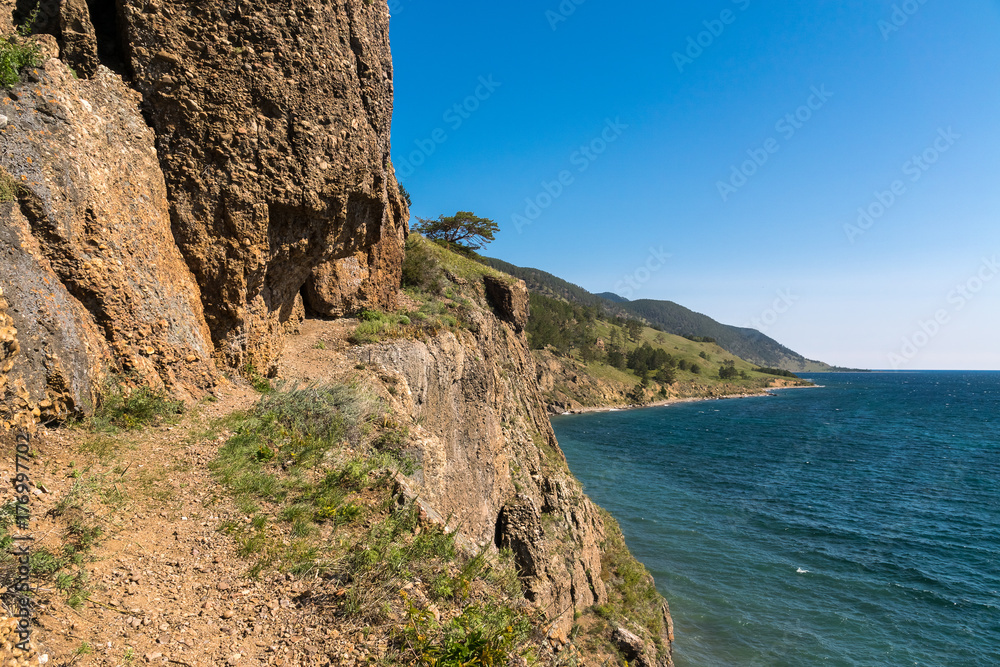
[484,275,529,332]
[2,0,408,420]
[347,290,671,660]
[1,56,215,426]
[117,0,408,372]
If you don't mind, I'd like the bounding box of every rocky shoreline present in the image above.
[555,381,818,415]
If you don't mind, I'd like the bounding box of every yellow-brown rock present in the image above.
[1,50,216,421]
[117,0,408,373]
[0,616,40,666]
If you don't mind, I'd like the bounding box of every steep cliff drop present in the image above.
[276,246,675,665]
[1,1,673,663]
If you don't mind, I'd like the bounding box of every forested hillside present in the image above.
[476,255,833,372]
[524,291,810,410]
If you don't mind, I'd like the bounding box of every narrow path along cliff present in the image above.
[1,253,671,665]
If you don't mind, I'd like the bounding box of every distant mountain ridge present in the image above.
[477,256,833,372]
[595,292,629,303]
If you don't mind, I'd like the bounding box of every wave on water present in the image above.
[552,372,1000,667]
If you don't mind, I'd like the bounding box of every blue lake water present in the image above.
[551,372,1000,666]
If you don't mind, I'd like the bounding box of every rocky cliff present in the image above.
[115,0,407,371]
[1,33,215,427]
[1,0,406,428]
[304,245,675,665]
[2,3,673,664]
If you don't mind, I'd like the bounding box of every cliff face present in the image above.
[115,0,407,372]
[0,35,215,428]
[329,274,673,665]
[1,0,406,426]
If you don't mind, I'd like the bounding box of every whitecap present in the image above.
[797,568,810,574]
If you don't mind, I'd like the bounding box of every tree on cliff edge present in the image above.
[414,211,498,253]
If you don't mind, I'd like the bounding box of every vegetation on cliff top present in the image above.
[403,231,512,287]
[413,211,499,253]
[395,232,805,407]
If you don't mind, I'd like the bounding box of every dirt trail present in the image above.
[2,318,396,666]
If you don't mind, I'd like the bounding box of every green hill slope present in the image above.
[524,290,811,410]
[476,255,832,372]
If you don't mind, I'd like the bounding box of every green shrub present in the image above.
[373,426,409,453]
[241,363,273,393]
[348,320,386,345]
[1,10,41,88]
[227,385,375,462]
[348,311,416,345]
[402,236,443,292]
[405,602,532,667]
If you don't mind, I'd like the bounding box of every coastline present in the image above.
[553,381,819,416]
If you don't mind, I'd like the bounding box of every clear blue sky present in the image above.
[388,0,1000,370]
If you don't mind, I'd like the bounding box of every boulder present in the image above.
[613,626,658,667]
[483,276,529,332]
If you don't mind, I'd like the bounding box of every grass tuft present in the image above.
[0,169,20,203]
[86,375,184,433]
